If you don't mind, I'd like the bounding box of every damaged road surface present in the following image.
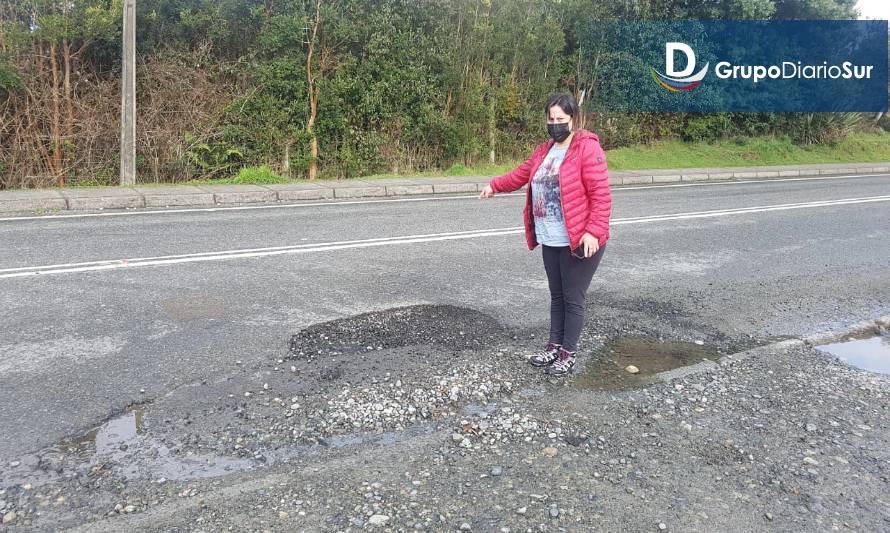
[1,175,889,531]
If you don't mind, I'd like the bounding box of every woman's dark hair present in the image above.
[544,93,579,123]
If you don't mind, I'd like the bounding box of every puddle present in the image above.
[573,336,720,391]
[49,406,255,483]
[816,331,890,374]
[65,408,145,454]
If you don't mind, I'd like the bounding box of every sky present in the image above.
[856,0,890,20]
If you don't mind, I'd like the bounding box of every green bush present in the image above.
[0,58,22,92]
[184,132,244,178]
[682,114,733,142]
[780,113,865,145]
[445,163,468,176]
[231,165,286,184]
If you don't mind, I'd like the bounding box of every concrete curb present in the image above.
[654,315,890,384]
[2,162,888,215]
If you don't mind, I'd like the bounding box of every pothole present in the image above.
[25,405,256,487]
[816,328,890,375]
[287,304,511,361]
[573,336,720,391]
[61,407,145,454]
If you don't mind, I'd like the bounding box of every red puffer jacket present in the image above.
[489,128,612,251]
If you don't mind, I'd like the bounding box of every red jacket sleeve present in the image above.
[581,139,612,248]
[489,143,546,193]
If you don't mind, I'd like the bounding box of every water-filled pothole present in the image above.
[816,330,890,375]
[63,407,145,454]
[46,406,255,483]
[573,336,720,391]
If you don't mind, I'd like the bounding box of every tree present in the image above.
[0,0,120,186]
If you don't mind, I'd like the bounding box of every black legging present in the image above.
[541,243,606,352]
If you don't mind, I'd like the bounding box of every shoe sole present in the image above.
[529,359,556,367]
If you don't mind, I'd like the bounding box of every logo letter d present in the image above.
[666,42,695,77]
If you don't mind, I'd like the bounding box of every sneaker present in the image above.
[544,348,576,376]
[530,342,561,367]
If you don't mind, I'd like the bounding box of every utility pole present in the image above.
[120,0,136,185]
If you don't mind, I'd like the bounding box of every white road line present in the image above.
[0,226,521,274]
[2,194,888,279]
[0,228,524,278]
[617,173,888,191]
[615,195,890,223]
[0,173,886,222]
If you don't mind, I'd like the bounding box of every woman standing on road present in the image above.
[480,93,612,376]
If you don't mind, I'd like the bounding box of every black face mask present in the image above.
[547,122,571,143]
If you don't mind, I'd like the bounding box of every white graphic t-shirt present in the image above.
[530,144,570,246]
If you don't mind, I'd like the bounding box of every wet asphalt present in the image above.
[1,174,889,461]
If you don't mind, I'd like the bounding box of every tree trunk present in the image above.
[283,142,291,178]
[62,38,78,185]
[488,90,496,164]
[461,0,478,93]
[63,39,75,149]
[477,0,491,86]
[307,96,318,180]
[49,42,63,186]
[306,0,321,180]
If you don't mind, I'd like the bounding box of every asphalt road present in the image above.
[1,174,889,462]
